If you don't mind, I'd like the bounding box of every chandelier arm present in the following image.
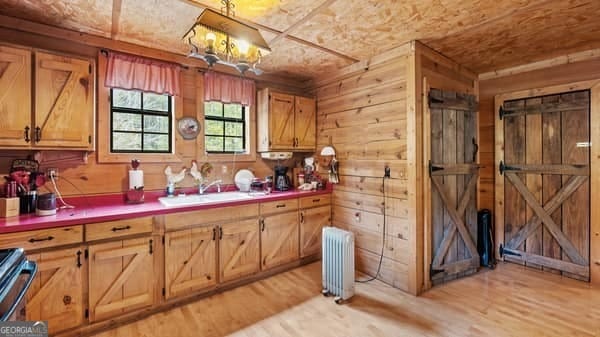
[188,28,199,54]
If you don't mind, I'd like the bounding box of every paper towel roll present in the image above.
[129,170,144,190]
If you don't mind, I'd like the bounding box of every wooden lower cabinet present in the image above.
[219,219,260,282]
[164,226,217,299]
[26,247,84,335]
[260,212,299,270]
[300,205,331,257]
[88,237,155,322]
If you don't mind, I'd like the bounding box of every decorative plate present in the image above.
[177,117,200,140]
[234,169,255,192]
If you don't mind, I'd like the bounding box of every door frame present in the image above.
[494,79,600,285]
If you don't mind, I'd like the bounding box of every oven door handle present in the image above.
[0,261,37,321]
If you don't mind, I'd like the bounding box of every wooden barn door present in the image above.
[428,88,480,283]
[498,90,590,281]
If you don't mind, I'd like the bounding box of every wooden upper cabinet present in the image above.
[269,92,295,150]
[0,45,31,147]
[294,96,316,150]
[257,88,316,152]
[34,51,94,149]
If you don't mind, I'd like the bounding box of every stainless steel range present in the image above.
[0,248,37,321]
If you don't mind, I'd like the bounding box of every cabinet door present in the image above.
[300,205,331,257]
[165,227,216,299]
[269,92,295,149]
[34,51,93,148]
[294,96,316,150]
[219,219,260,283]
[26,247,84,334]
[261,212,299,270]
[0,46,31,147]
[88,237,154,322]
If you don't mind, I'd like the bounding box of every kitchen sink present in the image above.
[158,191,254,207]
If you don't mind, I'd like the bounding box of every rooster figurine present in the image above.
[164,166,187,185]
[189,160,202,184]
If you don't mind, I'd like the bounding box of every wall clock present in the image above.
[177,117,200,140]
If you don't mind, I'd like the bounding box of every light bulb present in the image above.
[205,32,216,48]
[237,39,250,56]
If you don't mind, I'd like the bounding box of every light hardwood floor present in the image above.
[93,262,600,337]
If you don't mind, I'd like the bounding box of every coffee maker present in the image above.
[274,165,291,191]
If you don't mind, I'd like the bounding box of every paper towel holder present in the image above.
[127,159,145,204]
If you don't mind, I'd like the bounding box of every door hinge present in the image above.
[84,248,89,259]
[162,287,166,297]
[149,239,153,255]
[430,264,444,276]
[89,64,92,74]
[76,250,82,268]
[88,135,92,144]
[162,236,165,245]
[85,308,89,319]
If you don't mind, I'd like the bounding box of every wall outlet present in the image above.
[47,168,59,179]
[384,166,391,178]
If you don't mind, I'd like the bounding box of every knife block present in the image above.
[0,198,20,218]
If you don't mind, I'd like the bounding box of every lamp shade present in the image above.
[184,8,271,66]
[320,146,336,156]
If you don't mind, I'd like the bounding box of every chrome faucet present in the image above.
[199,179,222,194]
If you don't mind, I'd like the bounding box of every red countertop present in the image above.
[0,186,332,234]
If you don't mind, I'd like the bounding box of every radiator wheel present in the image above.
[322,289,330,297]
[334,297,343,304]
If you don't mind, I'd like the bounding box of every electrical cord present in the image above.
[356,176,387,283]
[50,174,75,209]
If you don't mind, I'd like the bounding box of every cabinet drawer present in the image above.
[0,225,83,251]
[85,217,153,241]
[165,204,259,231]
[260,199,298,215]
[299,195,330,209]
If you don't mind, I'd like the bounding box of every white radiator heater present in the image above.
[322,226,355,303]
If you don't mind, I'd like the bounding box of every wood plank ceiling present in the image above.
[1,0,600,81]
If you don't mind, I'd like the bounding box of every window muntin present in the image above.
[110,88,172,153]
[204,101,247,153]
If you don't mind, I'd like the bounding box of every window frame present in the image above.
[204,102,248,154]
[109,88,174,154]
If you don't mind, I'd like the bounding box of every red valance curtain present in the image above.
[204,72,255,106]
[105,52,181,96]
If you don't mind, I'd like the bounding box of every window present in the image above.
[110,88,172,153]
[204,101,247,153]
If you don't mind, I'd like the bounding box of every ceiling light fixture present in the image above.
[183,0,271,75]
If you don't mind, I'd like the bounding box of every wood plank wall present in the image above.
[0,28,307,196]
[479,56,600,285]
[311,42,477,294]
[312,46,412,292]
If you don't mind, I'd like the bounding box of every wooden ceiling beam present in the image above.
[110,0,122,39]
[179,0,358,63]
[267,0,336,46]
